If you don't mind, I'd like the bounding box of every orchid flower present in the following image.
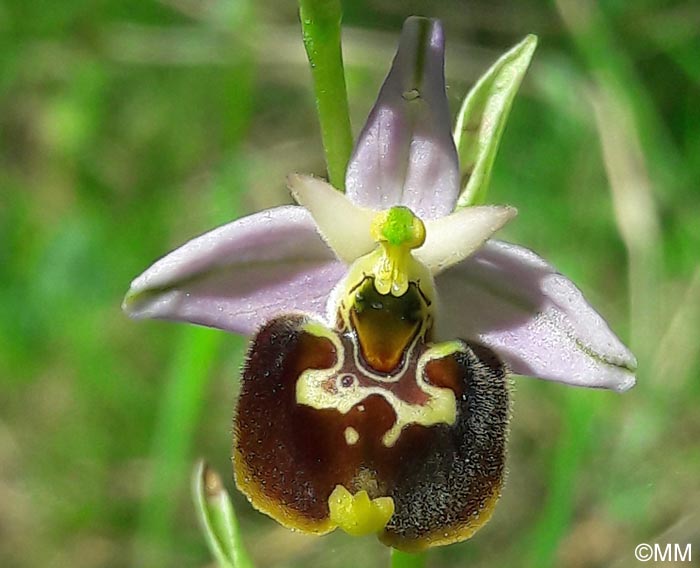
[123,17,636,552]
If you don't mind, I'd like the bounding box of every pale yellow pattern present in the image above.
[295,329,460,448]
[344,426,360,445]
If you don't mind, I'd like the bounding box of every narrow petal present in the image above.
[416,205,517,274]
[345,17,459,219]
[434,240,637,392]
[288,174,376,263]
[123,206,346,335]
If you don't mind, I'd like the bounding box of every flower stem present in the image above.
[298,0,353,190]
[391,549,427,568]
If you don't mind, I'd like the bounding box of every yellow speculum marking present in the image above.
[344,426,359,445]
[328,485,394,536]
[297,328,458,449]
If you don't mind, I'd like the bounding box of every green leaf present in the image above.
[193,460,255,568]
[454,35,538,208]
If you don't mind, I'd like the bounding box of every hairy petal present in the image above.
[123,206,346,335]
[434,240,637,392]
[416,206,517,274]
[288,174,376,263]
[345,17,459,219]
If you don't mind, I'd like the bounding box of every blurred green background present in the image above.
[1,0,699,567]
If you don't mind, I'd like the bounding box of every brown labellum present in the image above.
[233,303,509,550]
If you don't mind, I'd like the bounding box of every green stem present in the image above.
[298,0,353,190]
[391,549,426,568]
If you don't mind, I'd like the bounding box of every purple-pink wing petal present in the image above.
[435,240,637,392]
[123,206,346,335]
[345,17,459,219]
